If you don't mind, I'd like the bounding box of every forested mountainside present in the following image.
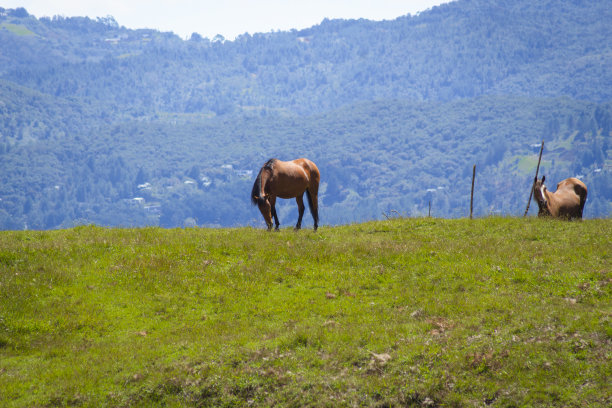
[2,0,611,116]
[0,0,610,229]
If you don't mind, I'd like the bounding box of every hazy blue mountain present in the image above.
[0,0,610,229]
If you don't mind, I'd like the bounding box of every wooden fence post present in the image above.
[524,140,544,217]
[470,164,476,219]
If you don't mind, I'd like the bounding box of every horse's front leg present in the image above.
[294,194,305,230]
[270,196,280,231]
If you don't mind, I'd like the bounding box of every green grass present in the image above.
[0,23,35,36]
[516,156,554,174]
[1,218,610,407]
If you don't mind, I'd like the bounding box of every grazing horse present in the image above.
[533,176,587,219]
[251,158,320,231]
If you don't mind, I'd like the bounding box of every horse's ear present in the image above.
[541,175,545,183]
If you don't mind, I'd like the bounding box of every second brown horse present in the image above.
[533,176,587,219]
[251,158,320,231]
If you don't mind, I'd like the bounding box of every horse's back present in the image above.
[262,159,310,198]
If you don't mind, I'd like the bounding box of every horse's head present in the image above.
[533,175,550,214]
[255,195,273,230]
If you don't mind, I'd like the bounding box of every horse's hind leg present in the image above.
[295,194,305,230]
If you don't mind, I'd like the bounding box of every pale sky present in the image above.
[2,1,453,40]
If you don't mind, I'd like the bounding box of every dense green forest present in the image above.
[0,0,610,229]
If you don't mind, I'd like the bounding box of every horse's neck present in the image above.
[543,189,559,215]
[536,188,553,215]
[259,170,271,194]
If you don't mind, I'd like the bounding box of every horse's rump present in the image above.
[558,178,587,206]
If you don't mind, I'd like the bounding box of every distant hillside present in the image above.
[0,0,610,229]
[2,0,611,116]
[1,87,609,229]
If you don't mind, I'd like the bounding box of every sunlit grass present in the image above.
[0,218,610,407]
[0,23,35,36]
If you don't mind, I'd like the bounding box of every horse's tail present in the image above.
[305,188,318,225]
[305,160,320,227]
[577,183,588,216]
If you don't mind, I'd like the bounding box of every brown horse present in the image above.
[533,176,587,219]
[251,158,320,231]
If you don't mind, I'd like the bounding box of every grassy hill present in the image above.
[1,218,610,407]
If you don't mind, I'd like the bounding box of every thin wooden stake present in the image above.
[524,140,545,217]
[470,164,476,219]
[428,200,431,217]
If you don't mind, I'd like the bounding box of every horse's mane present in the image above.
[251,158,277,205]
[263,158,277,170]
